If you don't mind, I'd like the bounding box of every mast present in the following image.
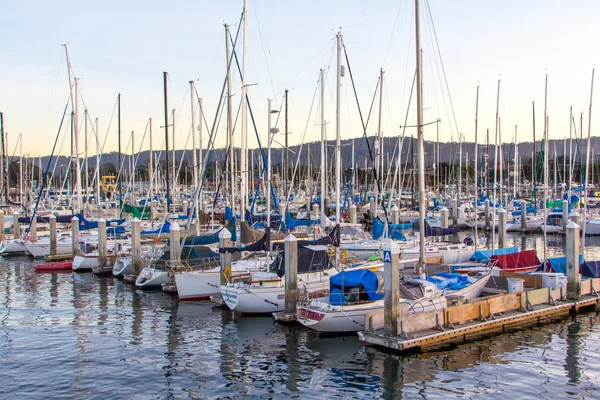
[335,32,343,263]
[225,24,235,218]
[84,109,89,213]
[163,72,171,210]
[514,127,518,201]
[198,98,204,209]
[320,69,326,221]
[95,118,100,211]
[532,101,536,205]
[542,74,548,266]
[172,109,176,195]
[241,0,249,222]
[131,131,135,204]
[190,81,199,233]
[285,89,289,203]
[267,99,274,235]
[583,68,595,247]
[415,0,426,275]
[117,92,122,216]
[376,68,384,213]
[492,79,500,255]
[474,85,479,245]
[19,134,23,208]
[149,117,153,215]
[0,112,5,203]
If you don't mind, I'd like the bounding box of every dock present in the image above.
[358,277,600,353]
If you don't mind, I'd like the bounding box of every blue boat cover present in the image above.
[470,246,519,262]
[424,220,459,237]
[547,255,586,275]
[581,261,600,278]
[329,269,383,306]
[372,218,409,240]
[427,272,469,291]
[141,221,171,235]
[285,212,316,229]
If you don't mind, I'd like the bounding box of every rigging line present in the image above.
[400,1,415,128]
[38,53,65,145]
[273,37,336,99]
[284,74,321,212]
[251,0,281,107]
[425,0,461,137]
[342,44,390,225]
[382,0,406,68]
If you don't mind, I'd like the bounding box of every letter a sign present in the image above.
[383,250,392,263]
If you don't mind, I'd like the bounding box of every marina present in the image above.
[2,0,600,398]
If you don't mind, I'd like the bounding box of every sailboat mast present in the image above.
[474,85,479,245]
[190,81,199,233]
[415,0,426,275]
[542,75,548,266]
[84,109,89,212]
[376,68,384,213]
[320,69,326,221]
[241,0,249,222]
[582,68,595,247]
[163,72,171,209]
[492,79,500,256]
[117,92,122,216]
[95,117,100,211]
[335,32,343,231]
[19,134,23,209]
[225,24,235,218]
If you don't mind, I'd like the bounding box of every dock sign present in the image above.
[383,250,392,263]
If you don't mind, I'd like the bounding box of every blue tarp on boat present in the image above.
[329,269,383,306]
[427,272,469,291]
[547,255,586,275]
[141,221,171,235]
[285,212,316,229]
[424,220,460,237]
[372,218,409,240]
[470,246,519,262]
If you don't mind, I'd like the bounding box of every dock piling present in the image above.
[566,221,581,300]
[49,215,57,256]
[0,211,4,242]
[392,204,400,225]
[169,221,182,264]
[98,219,107,268]
[30,216,37,238]
[440,207,449,241]
[284,234,299,315]
[218,228,232,285]
[349,203,357,224]
[384,239,400,336]
[485,199,490,230]
[71,216,79,258]
[498,207,507,248]
[562,200,569,233]
[521,200,527,231]
[131,218,142,275]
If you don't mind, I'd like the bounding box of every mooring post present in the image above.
[451,199,458,225]
[284,234,299,316]
[169,221,182,264]
[312,203,319,222]
[131,218,142,275]
[49,214,57,256]
[182,200,188,216]
[485,199,490,230]
[30,215,37,238]
[392,204,400,225]
[0,210,5,243]
[71,216,80,258]
[570,211,581,227]
[219,228,232,285]
[349,203,357,224]
[498,207,507,248]
[440,207,449,241]
[370,199,376,219]
[562,200,569,233]
[98,218,107,268]
[13,212,20,239]
[521,200,527,231]
[566,221,581,300]
[384,239,400,336]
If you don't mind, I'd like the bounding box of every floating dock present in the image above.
[358,278,600,353]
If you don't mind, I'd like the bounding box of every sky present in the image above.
[1,0,599,159]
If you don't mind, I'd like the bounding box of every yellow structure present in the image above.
[101,176,117,198]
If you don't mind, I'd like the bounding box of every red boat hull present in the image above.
[34,261,73,271]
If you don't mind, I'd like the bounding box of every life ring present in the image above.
[221,266,232,282]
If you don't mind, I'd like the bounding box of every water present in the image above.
[2,234,600,399]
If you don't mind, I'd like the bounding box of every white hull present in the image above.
[297,272,491,333]
[135,267,171,288]
[220,268,338,314]
[72,254,99,272]
[0,239,27,254]
[24,239,73,258]
[113,256,133,277]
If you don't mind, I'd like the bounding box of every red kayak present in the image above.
[34,261,73,271]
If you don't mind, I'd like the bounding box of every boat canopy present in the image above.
[272,245,332,278]
[423,220,460,237]
[470,246,519,262]
[141,221,171,235]
[488,249,541,269]
[581,261,600,278]
[329,269,383,306]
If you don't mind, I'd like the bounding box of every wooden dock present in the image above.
[358,278,600,353]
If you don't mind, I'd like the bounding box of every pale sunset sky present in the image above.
[1,0,598,158]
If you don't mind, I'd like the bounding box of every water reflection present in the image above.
[1,251,600,399]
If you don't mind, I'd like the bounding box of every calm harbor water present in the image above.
[1,234,600,399]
